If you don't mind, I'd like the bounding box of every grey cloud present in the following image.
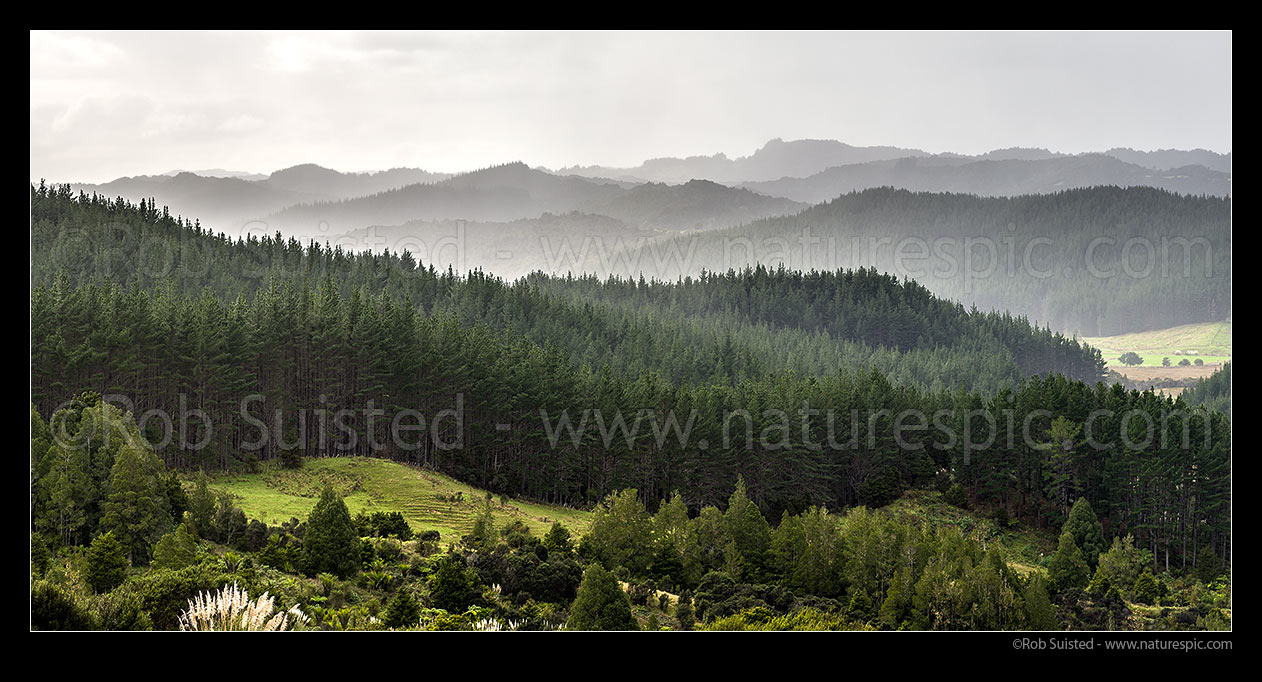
[30,30,1232,183]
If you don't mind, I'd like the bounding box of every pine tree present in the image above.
[34,445,87,547]
[427,553,480,613]
[583,489,653,575]
[187,472,216,540]
[99,445,172,563]
[164,471,189,520]
[1023,574,1058,630]
[1063,497,1105,570]
[878,566,912,629]
[542,521,574,556]
[383,590,421,629]
[86,531,128,593]
[1195,545,1222,583]
[566,563,638,631]
[301,486,360,578]
[1093,534,1143,599]
[1042,417,1082,516]
[468,499,497,551]
[848,588,873,620]
[723,476,770,582]
[31,533,52,577]
[1048,530,1088,592]
[675,592,695,631]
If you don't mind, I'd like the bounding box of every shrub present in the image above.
[626,581,655,606]
[702,607,866,631]
[1133,569,1161,605]
[31,580,97,630]
[374,538,404,563]
[96,591,153,631]
[257,533,300,573]
[124,565,233,630]
[244,519,270,551]
[150,523,198,571]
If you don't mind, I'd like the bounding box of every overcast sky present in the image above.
[30,30,1232,183]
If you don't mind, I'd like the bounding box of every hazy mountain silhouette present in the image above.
[65,141,1230,239]
[559,138,934,184]
[583,179,806,232]
[72,172,320,232]
[265,163,805,236]
[558,138,1232,185]
[69,164,452,234]
[264,162,627,235]
[264,163,451,198]
[741,154,1230,203]
[161,168,268,181]
[1103,147,1232,173]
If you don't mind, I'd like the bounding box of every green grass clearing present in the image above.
[1083,320,1232,367]
[203,457,592,542]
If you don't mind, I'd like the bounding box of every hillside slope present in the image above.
[207,457,592,540]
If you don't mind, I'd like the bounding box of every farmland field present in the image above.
[1083,320,1231,375]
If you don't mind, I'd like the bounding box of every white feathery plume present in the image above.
[178,582,305,631]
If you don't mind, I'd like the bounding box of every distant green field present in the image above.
[1083,320,1232,368]
[204,457,592,541]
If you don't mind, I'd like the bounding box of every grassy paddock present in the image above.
[203,457,592,541]
[1083,320,1232,369]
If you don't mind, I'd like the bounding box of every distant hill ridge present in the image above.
[557,137,1232,184]
[739,153,1231,203]
[62,139,1230,236]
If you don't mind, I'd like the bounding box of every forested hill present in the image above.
[28,183,1229,567]
[523,269,1103,380]
[583,186,1230,337]
[31,182,1103,392]
[260,163,805,237]
[1182,362,1231,416]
